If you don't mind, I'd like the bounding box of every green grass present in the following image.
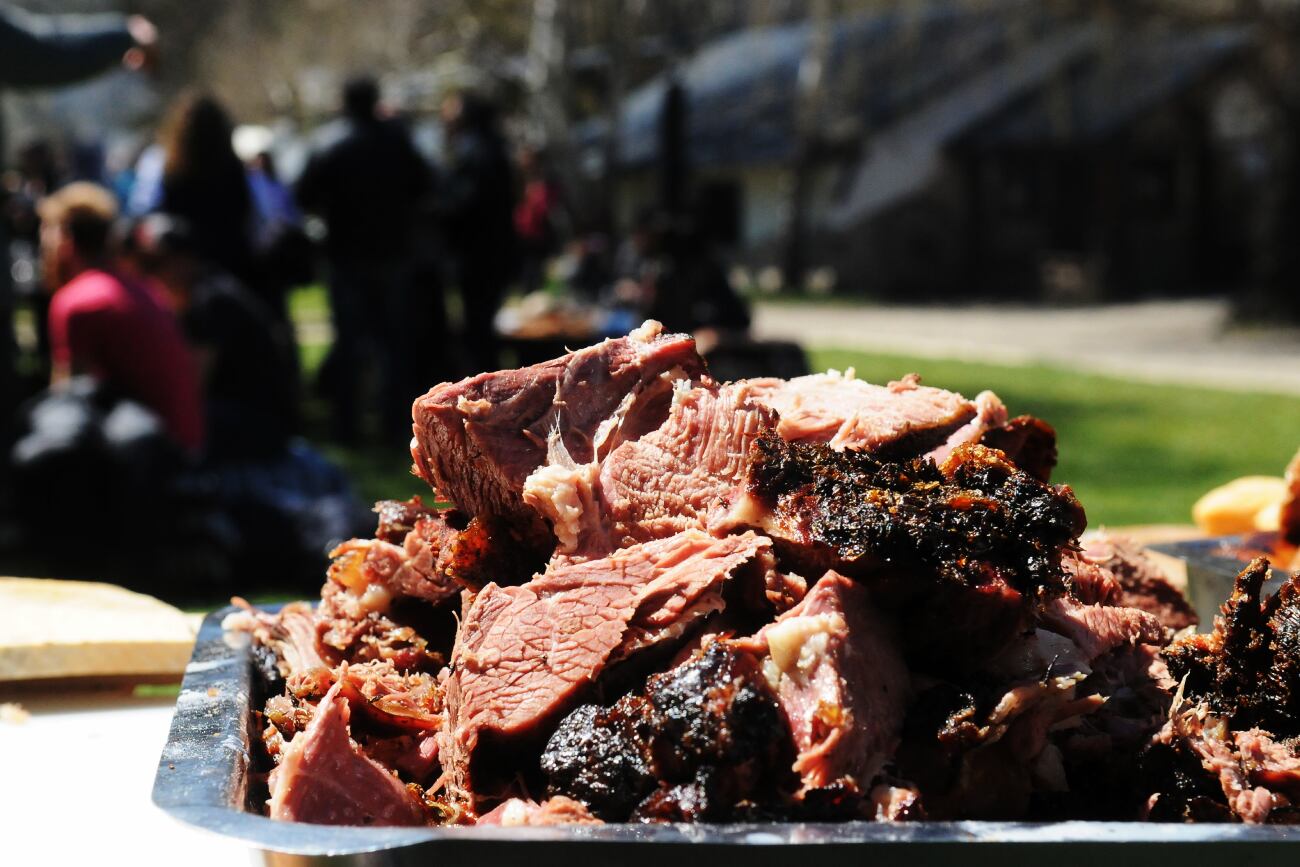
[285,280,1300,531]
[809,348,1300,527]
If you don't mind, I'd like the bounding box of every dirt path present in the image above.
[752,299,1300,395]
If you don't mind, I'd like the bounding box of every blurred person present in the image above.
[244,147,313,325]
[37,182,202,453]
[0,4,156,419]
[513,144,565,292]
[157,92,255,285]
[128,213,297,461]
[438,91,516,373]
[297,75,432,444]
[647,219,750,338]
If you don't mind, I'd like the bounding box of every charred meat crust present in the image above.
[1164,559,1300,733]
[741,434,1085,598]
[541,643,797,822]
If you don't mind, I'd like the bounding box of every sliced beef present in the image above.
[720,435,1086,664]
[541,642,796,821]
[739,571,909,794]
[410,321,706,553]
[226,600,329,680]
[440,531,773,803]
[744,371,976,457]
[978,415,1058,482]
[1070,533,1197,631]
[1038,596,1166,662]
[268,679,427,826]
[584,381,774,554]
[477,796,602,826]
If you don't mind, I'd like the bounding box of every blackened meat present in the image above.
[722,435,1085,664]
[541,642,796,822]
[978,415,1058,482]
[1144,559,1300,823]
[729,435,1083,597]
[410,321,706,553]
[1164,559,1300,733]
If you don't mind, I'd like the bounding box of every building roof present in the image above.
[580,3,1255,170]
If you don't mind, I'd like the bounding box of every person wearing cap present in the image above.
[38,182,202,453]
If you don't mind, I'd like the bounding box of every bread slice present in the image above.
[0,577,196,683]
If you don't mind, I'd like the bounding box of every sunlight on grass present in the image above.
[810,348,1300,527]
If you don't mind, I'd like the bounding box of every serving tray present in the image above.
[154,605,1300,866]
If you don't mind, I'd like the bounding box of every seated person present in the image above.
[127,213,297,461]
[38,182,203,453]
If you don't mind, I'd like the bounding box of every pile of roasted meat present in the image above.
[230,321,1300,827]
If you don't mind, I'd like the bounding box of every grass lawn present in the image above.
[809,348,1300,527]
[288,286,1300,530]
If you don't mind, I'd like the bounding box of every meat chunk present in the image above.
[595,381,775,552]
[1069,533,1197,631]
[440,531,773,802]
[1038,596,1166,662]
[745,370,976,457]
[1142,559,1300,823]
[373,497,438,545]
[926,390,1008,466]
[740,571,909,793]
[1164,559,1300,734]
[225,600,329,680]
[268,680,427,826]
[410,321,706,552]
[541,642,796,821]
[721,435,1086,664]
[477,796,602,826]
[978,415,1058,482]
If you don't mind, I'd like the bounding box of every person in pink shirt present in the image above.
[38,182,203,453]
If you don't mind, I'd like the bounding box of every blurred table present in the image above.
[1,689,252,864]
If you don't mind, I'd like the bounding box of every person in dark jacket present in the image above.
[157,92,255,286]
[296,75,432,444]
[0,3,155,418]
[438,91,516,374]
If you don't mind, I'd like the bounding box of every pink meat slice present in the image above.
[1039,595,1166,661]
[597,381,775,551]
[410,321,705,550]
[268,679,426,826]
[440,530,773,799]
[740,571,910,792]
[477,796,602,826]
[744,371,976,455]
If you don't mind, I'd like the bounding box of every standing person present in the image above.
[513,144,565,293]
[157,92,255,286]
[296,75,432,444]
[0,4,156,418]
[438,92,516,373]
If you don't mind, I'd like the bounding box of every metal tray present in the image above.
[154,606,1300,866]
[1149,532,1292,629]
